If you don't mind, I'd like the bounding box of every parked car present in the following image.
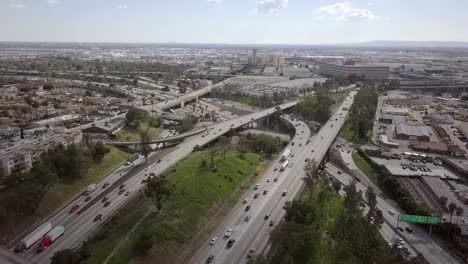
[101,197,108,203]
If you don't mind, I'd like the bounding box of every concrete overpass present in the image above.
[106,128,207,147]
[0,247,33,264]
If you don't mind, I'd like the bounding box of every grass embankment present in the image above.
[229,94,252,105]
[115,122,161,141]
[352,152,379,185]
[84,149,261,264]
[1,147,129,240]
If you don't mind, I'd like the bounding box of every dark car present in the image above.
[263,190,268,195]
[119,184,125,190]
[101,196,108,203]
[104,201,111,207]
[405,227,413,233]
[269,220,275,226]
[245,205,251,211]
[69,204,80,214]
[254,193,259,199]
[94,214,102,222]
[102,182,110,189]
[398,226,404,232]
[226,238,235,248]
[157,159,162,163]
[206,255,214,263]
[85,196,92,202]
[264,214,270,220]
[118,189,125,195]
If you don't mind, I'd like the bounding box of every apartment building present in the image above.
[0,131,82,177]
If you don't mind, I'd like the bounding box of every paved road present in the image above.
[16,101,298,264]
[0,247,32,264]
[192,92,357,264]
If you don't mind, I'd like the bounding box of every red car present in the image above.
[69,204,80,214]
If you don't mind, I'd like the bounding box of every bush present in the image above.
[130,234,153,257]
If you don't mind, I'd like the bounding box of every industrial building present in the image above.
[409,142,449,155]
[318,61,389,80]
[395,122,431,141]
[429,114,454,124]
[381,107,410,116]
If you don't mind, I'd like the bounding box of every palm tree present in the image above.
[439,196,448,211]
[448,202,457,236]
[456,207,464,224]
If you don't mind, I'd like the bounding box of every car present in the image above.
[263,190,268,195]
[94,214,102,222]
[101,197,108,203]
[311,149,315,152]
[243,198,249,204]
[70,204,80,214]
[397,226,404,232]
[291,142,295,146]
[226,238,235,248]
[442,217,447,222]
[397,237,405,245]
[291,154,295,157]
[244,215,251,222]
[209,237,218,245]
[102,182,110,189]
[245,205,251,211]
[266,178,271,183]
[273,167,278,171]
[461,218,466,223]
[224,228,234,237]
[125,191,131,196]
[305,158,310,162]
[118,189,125,195]
[337,170,342,174]
[254,193,259,199]
[269,220,275,226]
[119,184,125,190]
[299,143,302,146]
[85,196,92,202]
[230,124,234,127]
[247,248,256,258]
[388,210,395,215]
[264,214,270,220]
[274,177,278,182]
[405,227,413,233]
[282,190,288,196]
[157,159,162,164]
[104,201,111,207]
[206,255,214,263]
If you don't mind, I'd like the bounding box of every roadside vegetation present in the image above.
[256,164,424,264]
[295,91,334,124]
[340,83,380,143]
[0,144,129,244]
[354,150,428,215]
[79,149,261,264]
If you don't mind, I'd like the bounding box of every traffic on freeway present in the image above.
[13,101,299,264]
[192,91,357,264]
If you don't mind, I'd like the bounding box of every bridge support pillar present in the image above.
[318,149,331,170]
[196,96,199,103]
[181,101,185,108]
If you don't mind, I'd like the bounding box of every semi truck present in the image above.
[37,226,65,253]
[14,222,52,252]
[85,183,97,195]
[280,160,289,172]
[281,149,291,162]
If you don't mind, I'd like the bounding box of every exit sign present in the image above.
[399,214,439,224]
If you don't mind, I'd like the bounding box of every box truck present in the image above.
[281,149,291,162]
[85,183,97,195]
[280,160,289,171]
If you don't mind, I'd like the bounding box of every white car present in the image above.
[210,237,218,245]
[224,228,234,237]
[282,190,288,196]
[242,198,249,204]
[388,210,395,215]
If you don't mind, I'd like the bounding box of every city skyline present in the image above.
[1,0,467,44]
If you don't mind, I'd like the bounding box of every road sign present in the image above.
[342,107,348,111]
[399,214,439,224]
[220,106,235,112]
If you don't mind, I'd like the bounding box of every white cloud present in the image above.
[254,0,288,13]
[317,2,376,21]
[207,0,221,4]
[47,0,60,5]
[116,4,128,9]
[9,2,25,8]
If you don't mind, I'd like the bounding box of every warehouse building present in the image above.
[395,122,431,141]
[429,114,454,124]
[409,142,449,155]
[318,61,389,80]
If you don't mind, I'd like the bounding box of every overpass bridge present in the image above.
[0,247,33,264]
[106,128,207,147]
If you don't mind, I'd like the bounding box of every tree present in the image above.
[125,107,147,129]
[439,196,448,211]
[448,202,457,236]
[140,127,152,162]
[31,162,57,191]
[32,100,40,120]
[91,141,110,163]
[456,206,464,224]
[144,175,171,210]
[303,160,318,188]
[50,249,83,264]
[344,180,362,211]
[366,187,377,221]
[130,234,153,257]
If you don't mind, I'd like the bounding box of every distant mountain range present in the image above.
[352,40,468,48]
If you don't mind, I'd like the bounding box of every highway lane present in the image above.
[17,101,299,263]
[325,163,460,264]
[192,92,357,264]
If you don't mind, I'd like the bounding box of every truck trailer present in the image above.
[280,160,289,171]
[85,183,97,195]
[37,226,65,252]
[281,149,291,162]
[14,222,52,252]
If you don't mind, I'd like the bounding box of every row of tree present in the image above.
[295,92,334,124]
[346,84,380,142]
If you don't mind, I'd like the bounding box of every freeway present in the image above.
[192,92,357,264]
[0,247,32,264]
[16,101,298,264]
[106,127,207,146]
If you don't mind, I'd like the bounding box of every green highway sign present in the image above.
[220,106,235,112]
[342,107,348,111]
[399,214,439,224]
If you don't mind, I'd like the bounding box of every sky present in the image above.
[1,0,467,44]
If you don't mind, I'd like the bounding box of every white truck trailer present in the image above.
[14,221,52,252]
[281,149,291,161]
